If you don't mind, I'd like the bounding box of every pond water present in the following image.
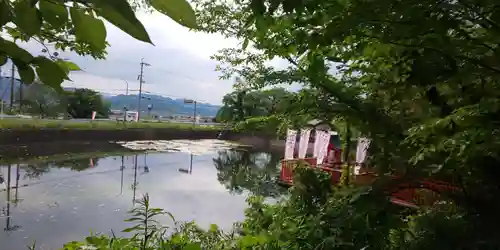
[0,140,285,250]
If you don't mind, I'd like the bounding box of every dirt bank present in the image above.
[0,128,272,146]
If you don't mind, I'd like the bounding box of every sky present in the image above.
[0,11,294,105]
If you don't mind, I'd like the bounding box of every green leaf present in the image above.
[0,38,34,62]
[13,0,42,36]
[242,38,249,50]
[122,225,143,232]
[0,0,12,26]
[39,0,68,29]
[0,55,7,66]
[12,59,35,84]
[90,0,152,44]
[183,243,202,250]
[239,235,260,248]
[149,0,198,29]
[32,56,68,91]
[56,60,81,74]
[70,8,107,50]
[209,224,219,232]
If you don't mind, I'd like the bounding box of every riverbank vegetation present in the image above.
[0,118,221,130]
[22,86,112,119]
[215,87,337,136]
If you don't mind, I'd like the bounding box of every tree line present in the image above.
[215,85,339,135]
[20,84,110,119]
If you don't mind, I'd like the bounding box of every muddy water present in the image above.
[0,140,285,249]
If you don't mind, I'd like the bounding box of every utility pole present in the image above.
[9,63,14,112]
[18,78,22,114]
[136,58,150,121]
[184,99,197,127]
[193,101,197,127]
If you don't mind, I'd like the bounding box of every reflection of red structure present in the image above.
[280,159,460,208]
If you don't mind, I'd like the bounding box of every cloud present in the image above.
[7,11,241,105]
[1,10,310,105]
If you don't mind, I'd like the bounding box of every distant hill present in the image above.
[104,94,221,117]
[0,77,77,103]
[0,77,221,117]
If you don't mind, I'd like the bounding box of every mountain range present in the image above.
[104,94,221,117]
[0,76,221,117]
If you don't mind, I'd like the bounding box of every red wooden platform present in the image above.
[279,158,459,208]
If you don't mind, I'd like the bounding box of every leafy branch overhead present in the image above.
[0,0,197,90]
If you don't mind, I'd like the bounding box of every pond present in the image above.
[0,140,285,250]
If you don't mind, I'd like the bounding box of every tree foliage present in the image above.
[22,82,66,118]
[191,0,500,247]
[216,87,293,122]
[0,0,197,91]
[65,88,110,118]
[213,149,286,197]
[216,85,335,134]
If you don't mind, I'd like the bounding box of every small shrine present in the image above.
[278,120,459,208]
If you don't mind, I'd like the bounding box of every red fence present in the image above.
[280,159,460,208]
[280,158,318,184]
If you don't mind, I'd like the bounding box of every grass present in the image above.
[0,118,225,130]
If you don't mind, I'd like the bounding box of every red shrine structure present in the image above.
[279,120,460,208]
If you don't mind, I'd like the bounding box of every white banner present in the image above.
[284,129,298,160]
[356,137,371,164]
[313,130,320,158]
[298,128,311,158]
[316,130,331,164]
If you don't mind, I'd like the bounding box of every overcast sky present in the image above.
[1,11,273,105]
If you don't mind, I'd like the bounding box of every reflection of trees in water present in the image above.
[54,158,100,171]
[22,162,51,180]
[213,149,285,197]
[21,157,100,180]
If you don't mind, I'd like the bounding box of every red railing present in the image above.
[280,158,318,184]
[280,159,460,208]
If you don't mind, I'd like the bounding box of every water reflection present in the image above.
[0,145,284,249]
[178,154,194,174]
[213,149,285,198]
[129,154,153,204]
[21,157,100,180]
[2,164,21,233]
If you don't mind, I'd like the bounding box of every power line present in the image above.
[75,57,219,87]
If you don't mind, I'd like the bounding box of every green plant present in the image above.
[122,194,172,249]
